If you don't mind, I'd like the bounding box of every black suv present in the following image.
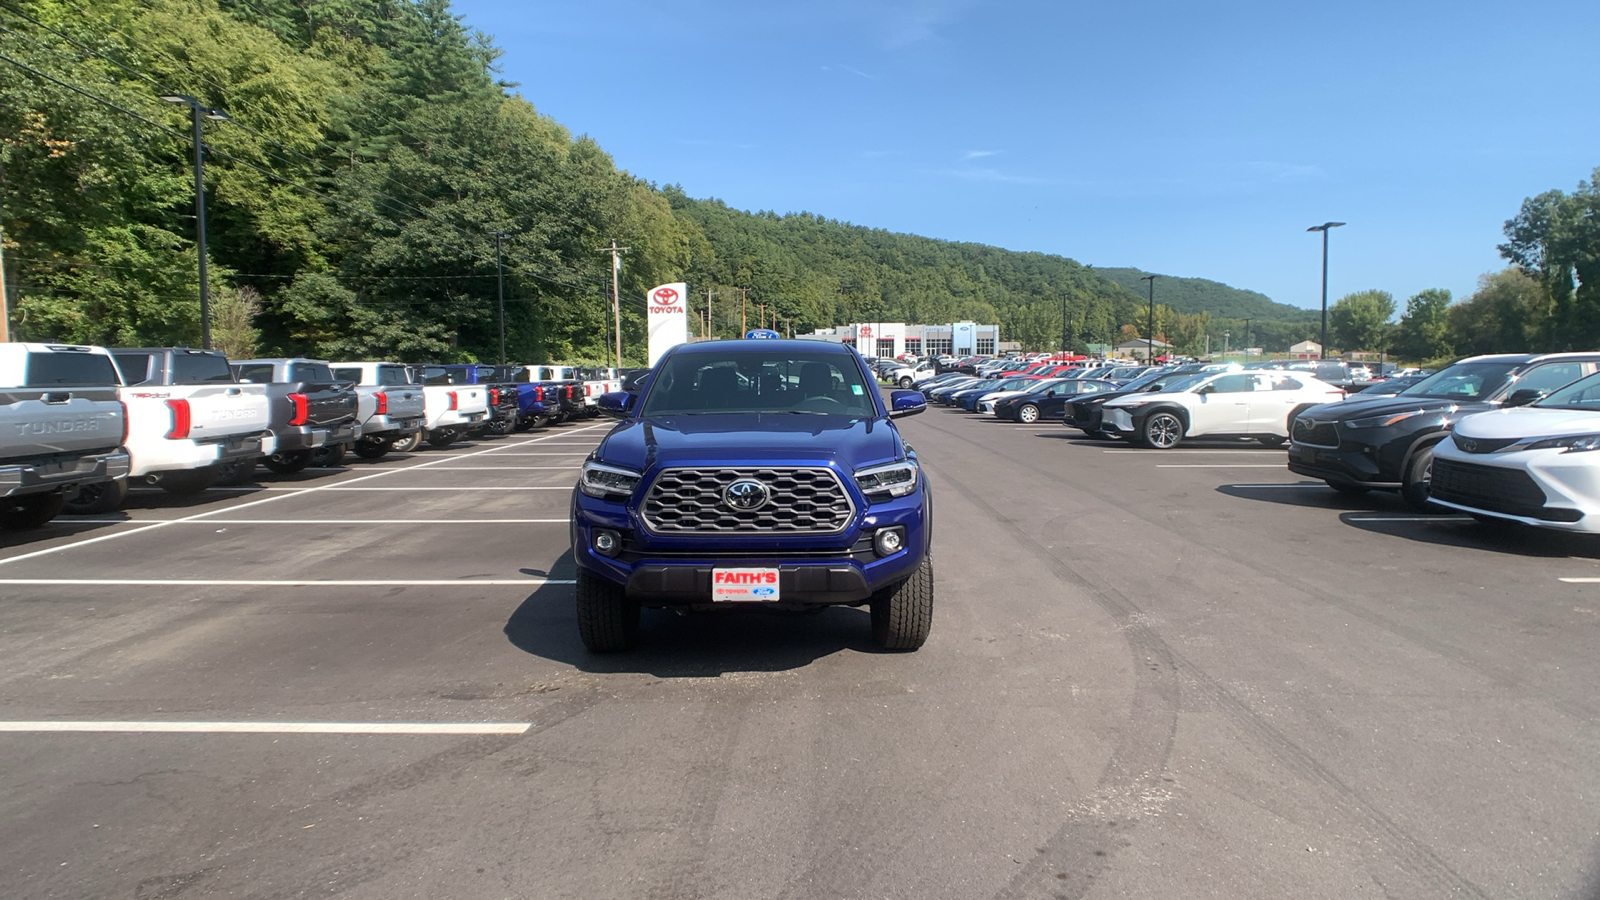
[1287,353,1600,509]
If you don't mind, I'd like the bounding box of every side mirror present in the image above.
[597,391,633,417]
[1503,388,1543,408]
[887,390,926,419]
[1196,384,1214,395]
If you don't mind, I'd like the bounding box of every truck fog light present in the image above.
[873,527,906,557]
[592,529,621,558]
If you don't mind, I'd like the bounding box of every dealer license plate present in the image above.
[711,567,781,602]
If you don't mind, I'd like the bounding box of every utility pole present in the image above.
[493,232,507,365]
[1140,274,1157,363]
[739,287,748,334]
[0,224,10,342]
[598,241,628,367]
[161,94,231,349]
[705,288,715,339]
[1242,317,1252,354]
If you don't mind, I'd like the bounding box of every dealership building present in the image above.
[802,322,1003,358]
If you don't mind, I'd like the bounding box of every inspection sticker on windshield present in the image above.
[712,568,781,602]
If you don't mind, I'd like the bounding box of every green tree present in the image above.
[1392,288,1453,361]
[1328,290,1395,352]
[1500,168,1600,350]
[1447,269,1542,357]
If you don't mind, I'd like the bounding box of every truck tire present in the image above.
[63,479,129,514]
[575,569,640,653]
[870,556,933,651]
[1401,441,1439,511]
[390,432,422,453]
[263,449,313,475]
[485,417,512,436]
[154,465,220,495]
[520,414,550,431]
[215,458,256,486]
[353,437,391,459]
[310,442,346,467]
[426,430,459,448]
[0,491,66,529]
[1140,410,1185,449]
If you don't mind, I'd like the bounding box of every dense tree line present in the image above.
[3,1,1588,364]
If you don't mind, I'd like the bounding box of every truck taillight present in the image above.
[119,400,129,446]
[375,392,388,416]
[447,390,458,411]
[164,399,191,440]
[288,392,309,427]
[490,388,500,406]
[533,386,543,401]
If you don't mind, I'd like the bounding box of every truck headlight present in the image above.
[579,460,642,500]
[1526,433,1600,453]
[1345,409,1426,429]
[854,460,919,499]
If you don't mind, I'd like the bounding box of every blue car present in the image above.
[572,339,934,652]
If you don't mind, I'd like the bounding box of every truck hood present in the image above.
[597,414,904,473]
[1453,407,1600,440]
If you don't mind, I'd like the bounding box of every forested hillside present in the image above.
[0,0,1336,362]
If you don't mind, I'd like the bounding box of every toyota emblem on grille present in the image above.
[1459,438,1478,452]
[723,479,770,511]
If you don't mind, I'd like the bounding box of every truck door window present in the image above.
[232,363,276,384]
[375,366,412,385]
[289,363,335,383]
[110,352,155,385]
[1513,362,1587,397]
[25,351,119,387]
[171,353,235,384]
[331,367,362,383]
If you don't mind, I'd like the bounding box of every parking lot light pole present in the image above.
[1306,222,1345,360]
[493,232,507,365]
[1139,274,1156,362]
[161,94,230,350]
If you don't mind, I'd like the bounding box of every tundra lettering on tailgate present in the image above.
[15,418,107,435]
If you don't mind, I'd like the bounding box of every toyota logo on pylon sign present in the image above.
[859,325,873,339]
[654,287,680,303]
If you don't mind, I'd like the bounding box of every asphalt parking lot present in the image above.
[3,406,1599,899]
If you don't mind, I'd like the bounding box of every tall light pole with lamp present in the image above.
[160,94,230,350]
[1139,274,1157,363]
[1306,222,1345,360]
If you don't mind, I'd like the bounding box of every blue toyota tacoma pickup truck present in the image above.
[571,339,933,652]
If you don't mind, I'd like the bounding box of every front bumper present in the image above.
[1429,447,1600,532]
[572,486,928,607]
[0,449,131,498]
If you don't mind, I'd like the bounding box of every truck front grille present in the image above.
[641,467,854,535]
[1292,417,1339,448]
[1430,458,1577,520]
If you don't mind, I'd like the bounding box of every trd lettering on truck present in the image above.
[15,418,109,435]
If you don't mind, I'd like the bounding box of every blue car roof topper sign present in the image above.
[745,328,781,340]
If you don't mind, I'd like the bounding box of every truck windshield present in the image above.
[289,362,335,383]
[1398,362,1519,400]
[640,349,876,416]
[25,350,119,387]
[170,353,235,384]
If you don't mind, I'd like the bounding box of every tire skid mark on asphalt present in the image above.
[137,687,609,900]
[921,458,1179,900]
[0,425,607,568]
[923,422,1496,899]
[640,703,750,900]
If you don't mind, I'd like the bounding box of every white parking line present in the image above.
[481,452,592,457]
[1346,516,1473,523]
[1105,449,1279,454]
[317,486,571,491]
[1225,483,1326,489]
[391,466,578,470]
[0,425,606,568]
[59,511,576,524]
[0,721,531,734]
[1157,464,1286,468]
[0,578,574,586]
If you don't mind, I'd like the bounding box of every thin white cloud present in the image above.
[922,167,1053,186]
[961,150,1000,161]
[837,64,874,80]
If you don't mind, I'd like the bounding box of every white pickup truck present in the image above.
[0,343,130,528]
[400,365,490,450]
[62,348,272,512]
[329,362,426,459]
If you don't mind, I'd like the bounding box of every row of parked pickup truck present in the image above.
[0,342,633,527]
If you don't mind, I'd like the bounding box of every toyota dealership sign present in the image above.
[646,282,689,365]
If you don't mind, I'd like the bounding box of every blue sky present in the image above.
[451,0,1597,312]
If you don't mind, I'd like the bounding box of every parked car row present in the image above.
[0,341,625,527]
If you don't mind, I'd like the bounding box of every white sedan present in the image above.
[1101,370,1345,449]
[1430,372,1600,532]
